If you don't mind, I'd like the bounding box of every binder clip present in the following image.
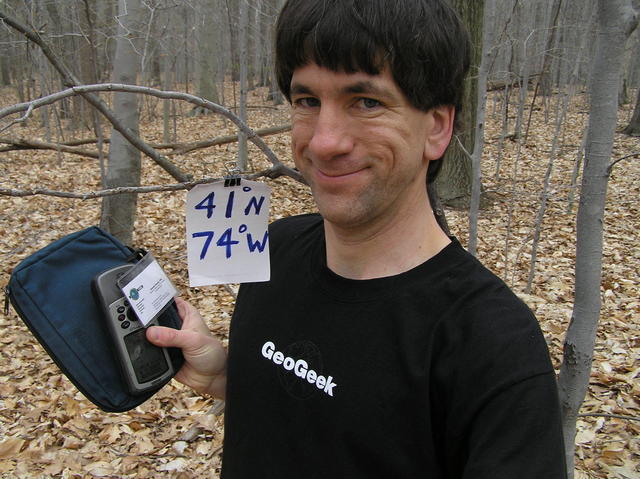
[224,161,242,187]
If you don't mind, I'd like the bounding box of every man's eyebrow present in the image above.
[343,80,392,97]
[290,84,313,96]
[290,80,395,98]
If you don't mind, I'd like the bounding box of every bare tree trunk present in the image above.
[566,129,587,215]
[237,0,248,171]
[79,0,106,183]
[182,3,191,92]
[525,89,571,293]
[622,86,640,135]
[435,0,484,209]
[538,0,563,97]
[77,0,99,130]
[227,0,240,82]
[513,31,533,141]
[265,0,284,105]
[494,83,510,179]
[162,51,173,144]
[523,0,563,143]
[557,2,639,478]
[0,24,10,86]
[247,0,256,91]
[468,0,492,255]
[195,0,220,110]
[564,1,597,215]
[100,0,144,245]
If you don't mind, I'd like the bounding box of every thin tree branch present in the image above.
[166,124,292,156]
[0,103,34,133]
[453,134,473,159]
[0,137,100,158]
[0,10,189,183]
[0,84,297,179]
[0,124,292,159]
[607,152,639,174]
[59,138,110,147]
[0,163,304,199]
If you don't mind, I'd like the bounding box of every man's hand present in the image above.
[146,297,227,398]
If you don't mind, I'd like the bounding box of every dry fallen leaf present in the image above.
[158,457,189,472]
[0,437,24,459]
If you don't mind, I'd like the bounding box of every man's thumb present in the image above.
[146,325,193,349]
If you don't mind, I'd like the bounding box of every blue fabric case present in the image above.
[5,226,184,412]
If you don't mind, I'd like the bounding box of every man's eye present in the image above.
[295,97,320,108]
[358,98,381,109]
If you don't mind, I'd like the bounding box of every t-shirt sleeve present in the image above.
[460,372,567,478]
[430,282,567,479]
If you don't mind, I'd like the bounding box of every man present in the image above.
[148,0,568,477]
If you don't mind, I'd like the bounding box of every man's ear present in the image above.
[424,105,455,162]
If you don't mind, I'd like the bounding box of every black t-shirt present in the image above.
[221,214,567,478]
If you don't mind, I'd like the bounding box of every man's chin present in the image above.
[316,202,371,231]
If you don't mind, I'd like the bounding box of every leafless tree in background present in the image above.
[557,2,638,477]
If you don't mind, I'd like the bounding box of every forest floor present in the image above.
[0,84,638,478]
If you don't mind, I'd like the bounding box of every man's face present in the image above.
[290,63,452,232]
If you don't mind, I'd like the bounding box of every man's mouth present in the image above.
[316,167,368,179]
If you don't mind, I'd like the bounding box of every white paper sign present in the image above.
[186,180,271,286]
[118,255,178,327]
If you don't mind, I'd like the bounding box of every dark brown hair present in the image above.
[274,0,471,183]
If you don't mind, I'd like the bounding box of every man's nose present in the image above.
[307,106,354,160]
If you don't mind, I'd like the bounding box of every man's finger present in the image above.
[146,325,208,351]
[173,298,211,333]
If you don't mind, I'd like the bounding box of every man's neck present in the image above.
[323,200,451,280]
